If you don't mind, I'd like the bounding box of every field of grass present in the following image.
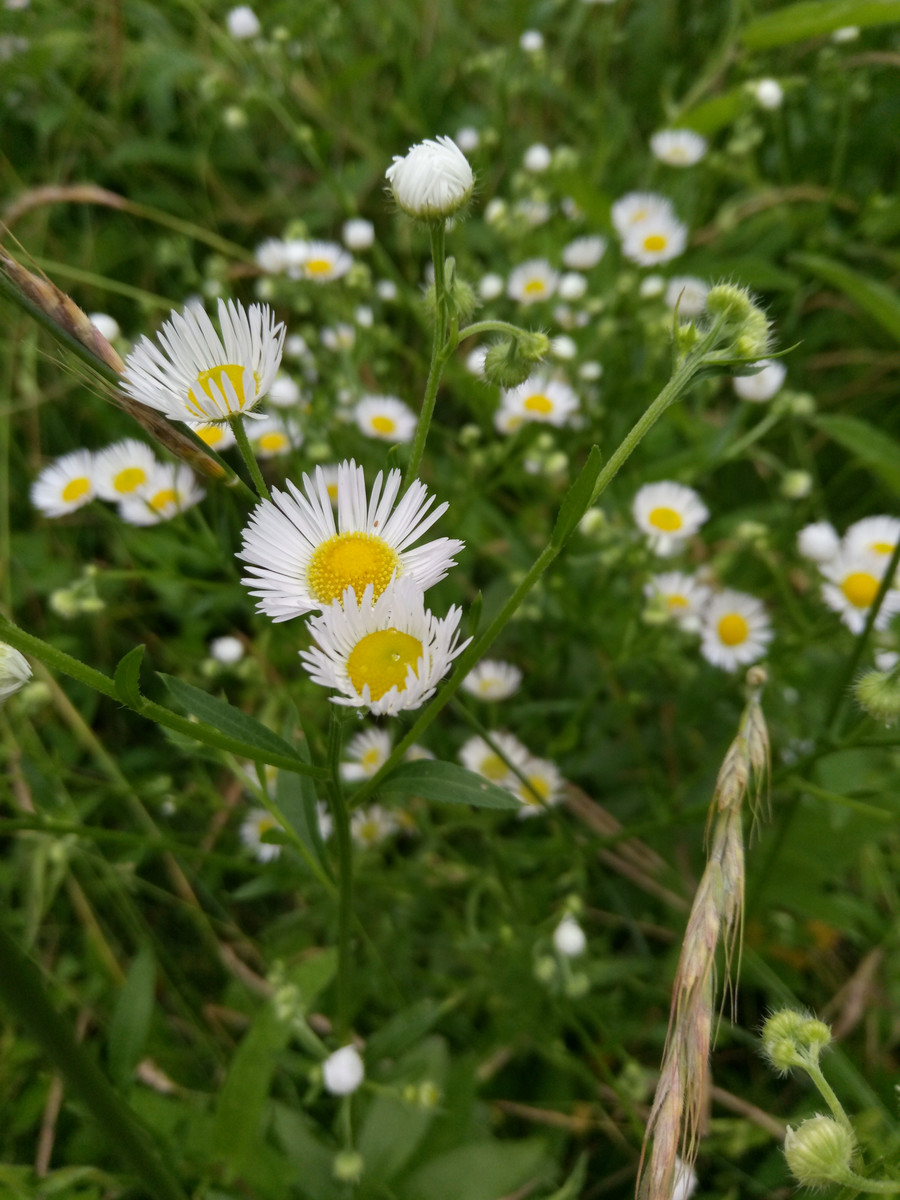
[3,2,900,1198]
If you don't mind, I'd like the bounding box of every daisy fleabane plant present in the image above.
[385,135,474,221]
[300,578,470,716]
[121,298,285,423]
[239,460,464,622]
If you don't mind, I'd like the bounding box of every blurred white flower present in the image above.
[322,1045,365,1096]
[226,5,260,39]
[0,643,31,702]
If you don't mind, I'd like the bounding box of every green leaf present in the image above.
[289,948,338,1013]
[678,87,746,136]
[107,944,156,1087]
[212,1002,291,1176]
[158,674,305,766]
[792,252,900,344]
[113,644,146,710]
[552,445,603,547]
[376,760,521,810]
[275,739,331,876]
[813,414,900,498]
[743,0,900,49]
[358,1038,448,1184]
[396,1139,550,1200]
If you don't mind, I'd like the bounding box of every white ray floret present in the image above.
[797,520,840,564]
[0,643,31,702]
[340,728,393,782]
[240,808,281,862]
[843,515,900,560]
[610,191,675,237]
[299,578,469,716]
[621,210,688,267]
[700,589,773,672]
[121,298,285,423]
[239,459,464,622]
[30,449,97,517]
[514,755,565,817]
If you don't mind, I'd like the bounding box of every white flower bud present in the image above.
[322,1045,365,1096]
[0,642,31,701]
[553,915,587,957]
[386,136,474,221]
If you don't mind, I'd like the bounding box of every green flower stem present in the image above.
[230,415,270,501]
[325,710,354,1038]
[403,223,449,490]
[836,1174,900,1194]
[825,535,900,735]
[0,615,327,779]
[803,1058,856,1135]
[351,345,711,810]
[0,923,190,1200]
[456,318,539,343]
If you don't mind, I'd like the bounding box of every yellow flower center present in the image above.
[642,233,668,253]
[307,532,399,606]
[256,816,276,836]
[361,747,382,768]
[524,393,553,415]
[666,593,688,609]
[187,363,250,419]
[479,753,509,781]
[113,466,147,494]
[371,415,397,436]
[523,279,546,296]
[305,258,333,276]
[871,541,894,554]
[196,425,225,446]
[62,476,91,503]
[648,506,683,533]
[717,613,749,646]
[258,432,288,454]
[522,774,550,805]
[326,483,339,502]
[150,488,179,512]
[347,628,423,701]
[841,571,879,609]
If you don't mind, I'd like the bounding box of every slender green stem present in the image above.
[403,223,448,490]
[325,710,354,1038]
[456,318,541,343]
[804,1059,855,1134]
[230,415,270,501]
[350,344,713,810]
[0,923,190,1200]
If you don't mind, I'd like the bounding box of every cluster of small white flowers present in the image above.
[612,191,689,267]
[459,732,564,817]
[797,516,900,634]
[31,438,205,526]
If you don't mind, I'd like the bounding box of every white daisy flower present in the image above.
[461,659,523,701]
[340,728,393,781]
[226,5,260,39]
[239,459,463,621]
[523,142,552,172]
[644,571,712,632]
[843,516,900,560]
[0,643,31,702]
[354,394,417,442]
[94,438,158,502]
[520,29,544,52]
[30,450,97,517]
[299,578,468,715]
[514,755,564,817]
[121,298,285,424]
[267,373,304,408]
[649,129,708,166]
[248,413,303,459]
[117,462,205,525]
[255,238,291,274]
[342,218,374,250]
[797,521,840,563]
[558,272,588,302]
[376,279,398,302]
[553,915,587,957]
[497,372,580,429]
[507,259,559,305]
[320,323,356,352]
[514,201,552,229]
[732,359,787,403]
[821,550,900,634]
[296,240,353,283]
[664,276,708,318]
[700,590,773,671]
[188,416,238,452]
[610,191,675,238]
[562,235,607,270]
[621,212,688,267]
[578,361,603,381]
[551,334,578,360]
[478,272,505,301]
[350,804,398,848]
[209,635,245,665]
[632,482,709,555]
[240,808,281,862]
[465,346,488,377]
[459,732,530,786]
[322,1045,365,1095]
[385,135,474,220]
[753,78,784,109]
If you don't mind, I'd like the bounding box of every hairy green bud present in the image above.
[784,1116,855,1189]
[483,330,550,387]
[762,1009,832,1074]
[855,668,900,725]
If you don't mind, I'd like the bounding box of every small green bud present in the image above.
[781,470,813,500]
[705,283,772,358]
[855,668,900,725]
[706,283,755,325]
[534,955,558,984]
[417,1081,441,1108]
[762,1009,832,1073]
[564,972,590,999]
[332,1150,364,1183]
[784,1116,855,1189]
[482,330,549,387]
[675,321,701,352]
[458,423,481,447]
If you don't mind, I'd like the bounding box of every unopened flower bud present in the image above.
[482,330,550,387]
[386,136,475,222]
[0,642,31,702]
[855,668,900,725]
[762,1009,832,1073]
[784,1116,855,1188]
[322,1045,365,1096]
[553,916,587,958]
[332,1150,364,1183]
